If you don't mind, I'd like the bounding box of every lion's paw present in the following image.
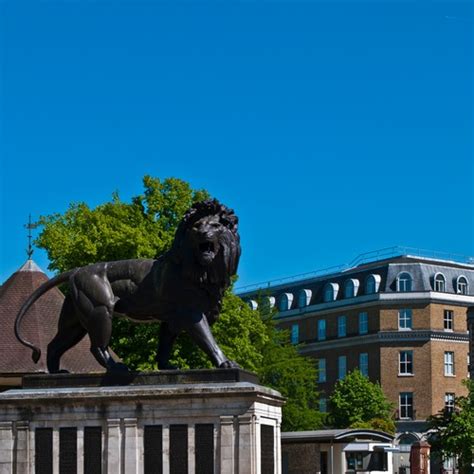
[108,362,130,375]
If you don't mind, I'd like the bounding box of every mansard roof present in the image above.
[238,253,474,310]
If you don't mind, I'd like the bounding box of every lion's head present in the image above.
[170,199,241,288]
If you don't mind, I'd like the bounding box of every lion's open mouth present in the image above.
[199,242,215,253]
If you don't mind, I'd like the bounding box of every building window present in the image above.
[318,359,326,383]
[457,276,468,295]
[290,324,299,344]
[444,352,455,376]
[397,272,413,292]
[366,274,381,294]
[444,310,454,331]
[344,279,359,298]
[318,319,326,341]
[279,293,293,312]
[323,283,339,302]
[338,356,347,380]
[298,289,312,308]
[338,316,347,337]
[319,397,327,413]
[248,300,258,311]
[399,351,414,375]
[445,393,455,413]
[359,353,369,376]
[359,312,368,335]
[399,392,414,419]
[398,309,413,330]
[434,273,446,292]
[260,296,275,312]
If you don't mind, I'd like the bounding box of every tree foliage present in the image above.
[329,370,395,434]
[428,380,474,473]
[258,313,324,431]
[35,175,323,431]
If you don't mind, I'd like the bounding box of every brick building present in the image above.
[238,248,473,447]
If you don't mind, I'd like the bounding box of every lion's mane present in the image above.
[168,199,241,307]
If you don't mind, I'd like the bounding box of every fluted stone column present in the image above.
[107,419,121,474]
[220,416,235,474]
[238,414,256,474]
[123,418,138,474]
[162,424,170,474]
[15,422,30,474]
[0,422,13,474]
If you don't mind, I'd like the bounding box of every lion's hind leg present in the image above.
[85,304,129,374]
[72,270,129,374]
[47,294,87,373]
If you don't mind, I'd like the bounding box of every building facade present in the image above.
[239,250,474,447]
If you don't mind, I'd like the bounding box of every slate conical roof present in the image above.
[0,260,104,374]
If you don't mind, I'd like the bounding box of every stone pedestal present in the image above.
[0,369,283,474]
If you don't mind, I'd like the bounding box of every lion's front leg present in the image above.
[186,312,239,369]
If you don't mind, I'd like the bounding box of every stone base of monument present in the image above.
[0,369,283,474]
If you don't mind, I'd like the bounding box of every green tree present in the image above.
[258,314,324,431]
[329,370,395,433]
[428,380,474,473]
[35,175,323,431]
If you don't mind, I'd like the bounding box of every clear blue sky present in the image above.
[1,0,472,288]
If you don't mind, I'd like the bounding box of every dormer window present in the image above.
[323,283,339,302]
[457,276,469,295]
[298,289,312,308]
[434,273,446,293]
[344,279,359,298]
[365,274,381,294]
[260,296,275,313]
[248,300,258,311]
[397,272,413,292]
[278,293,294,312]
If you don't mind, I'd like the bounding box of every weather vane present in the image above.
[24,215,39,259]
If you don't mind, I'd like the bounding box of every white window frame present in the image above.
[338,315,347,337]
[398,309,413,330]
[279,293,293,312]
[338,355,347,380]
[359,312,368,335]
[298,289,312,308]
[323,282,339,302]
[399,350,414,375]
[456,276,468,295]
[318,319,326,341]
[359,353,369,376]
[434,273,446,292]
[445,392,455,413]
[248,300,258,311]
[318,358,326,383]
[444,310,454,331]
[263,296,275,310]
[290,324,299,345]
[397,272,413,292]
[365,274,381,294]
[344,279,360,298]
[444,351,455,376]
[399,392,414,419]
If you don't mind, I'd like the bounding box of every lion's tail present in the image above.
[14,269,77,363]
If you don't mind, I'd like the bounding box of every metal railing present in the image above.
[236,246,473,293]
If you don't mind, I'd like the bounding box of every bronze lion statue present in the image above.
[15,199,241,373]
